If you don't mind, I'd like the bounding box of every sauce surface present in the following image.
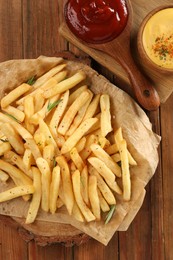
[142,8,173,69]
[64,0,128,44]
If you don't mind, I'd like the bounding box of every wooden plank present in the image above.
[160,95,173,260]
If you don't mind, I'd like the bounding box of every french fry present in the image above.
[49,90,69,138]
[75,137,86,153]
[23,149,35,170]
[25,167,42,224]
[53,70,68,83]
[0,123,24,155]
[58,90,90,135]
[0,170,9,182]
[0,142,11,156]
[61,118,98,154]
[72,202,85,222]
[56,156,74,215]
[0,159,32,186]
[68,85,88,106]
[114,127,137,166]
[80,134,98,160]
[89,166,116,205]
[119,139,131,201]
[90,144,121,177]
[2,105,25,122]
[36,157,51,212]
[4,151,32,179]
[88,175,100,220]
[100,94,112,137]
[43,144,55,169]
[97,188,110,212]
[98,136,110,149]
[72,170,95,222]
[0,185,34,203]
[33,62,65,88]
[49,165,61,214]
[105,143,119,155]
[111,153,121,162]
[80,166,89,205]
[25,138,42,160]
[88,157,115,184]
[54,133,66,148]
[43,71,86,98]
[70,147,85,172]
[83,94,101,120]
[57,197,64,209]
[34,92,45,113]
[34,132,46,152]
[66,92,93,136]
[24,95,35,134]
[1,83,32,108]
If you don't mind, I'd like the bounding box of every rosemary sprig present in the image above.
[47,99,62,112]
[105,205,116,224]
[5,113,21,123]
[26,75,36,85]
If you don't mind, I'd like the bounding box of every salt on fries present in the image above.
[0,59,137,224]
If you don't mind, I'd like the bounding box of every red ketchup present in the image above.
[64,0,128,44]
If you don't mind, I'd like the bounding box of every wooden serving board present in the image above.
[60,0,173,104]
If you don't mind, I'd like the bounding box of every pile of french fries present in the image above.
[0,60,137,224]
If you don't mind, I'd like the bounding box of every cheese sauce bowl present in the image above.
[137,5,173,74]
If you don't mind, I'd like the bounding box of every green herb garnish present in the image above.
[105,205,116,224]
[0,138,8,142]
[5,113,21,123]
[26,76,36,85]
[47,99,62,112]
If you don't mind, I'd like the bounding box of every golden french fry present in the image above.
[97,188,110,212]
[25,167,42,224]
[70,161,77,173]
[34,92,45,113]
[56,156,74,215]
[24,95,35,134]
[43,71,86,98]
[0,159,32,186]
[90,144,121,177]
[0,123,24,155]
[58,90,90,135]
[70,147,85,172]
[88,157,115,184]
[114,127,137,166]
[61,118,98,154]
[33,62,65,88]
[0,142,11,156]
[66,92,93,136]
[54,133,66,148]
[36,157,51,212]
[75,137,86,153]
[119,139,131,201]
[2,105,25,122]
[0,185,34,203]
[0,170,9,182]
[23,149,35,170]
[4,151,32,179]
[83,94,101,120]
[43,144,55,170]
[88,175,100,220]
[80,134,98,160]
[0,112,33,140]
[111,153,121,162]
[57,197,64,209]
[72,202,85,222]
[80,165,89,206]
[25,138,42,160]
[34,132,46,152]
[98,136,110,149]
[72,169,95,222]
[100,94,112,137]
[53,70,68,82]
[49,90,69,138]
[1,83,32,108]
[89,166,116,205]
[49,166,61,214]
[68,85,88,106]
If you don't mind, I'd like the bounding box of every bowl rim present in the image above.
[137,4,173,73]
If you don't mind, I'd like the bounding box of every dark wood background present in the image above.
[0,1,172,259]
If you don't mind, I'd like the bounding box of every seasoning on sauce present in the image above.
[142,8,173,69]
[64,0,128,44]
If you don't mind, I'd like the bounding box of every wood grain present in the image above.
[0,0,172,259]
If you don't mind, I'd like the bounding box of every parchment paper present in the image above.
[0,56,160,245]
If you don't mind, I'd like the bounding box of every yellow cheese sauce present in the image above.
[142,8,173,69]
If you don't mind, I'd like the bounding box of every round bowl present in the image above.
[137,5,173,74]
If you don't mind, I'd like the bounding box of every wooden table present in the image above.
[0,1,172,259]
